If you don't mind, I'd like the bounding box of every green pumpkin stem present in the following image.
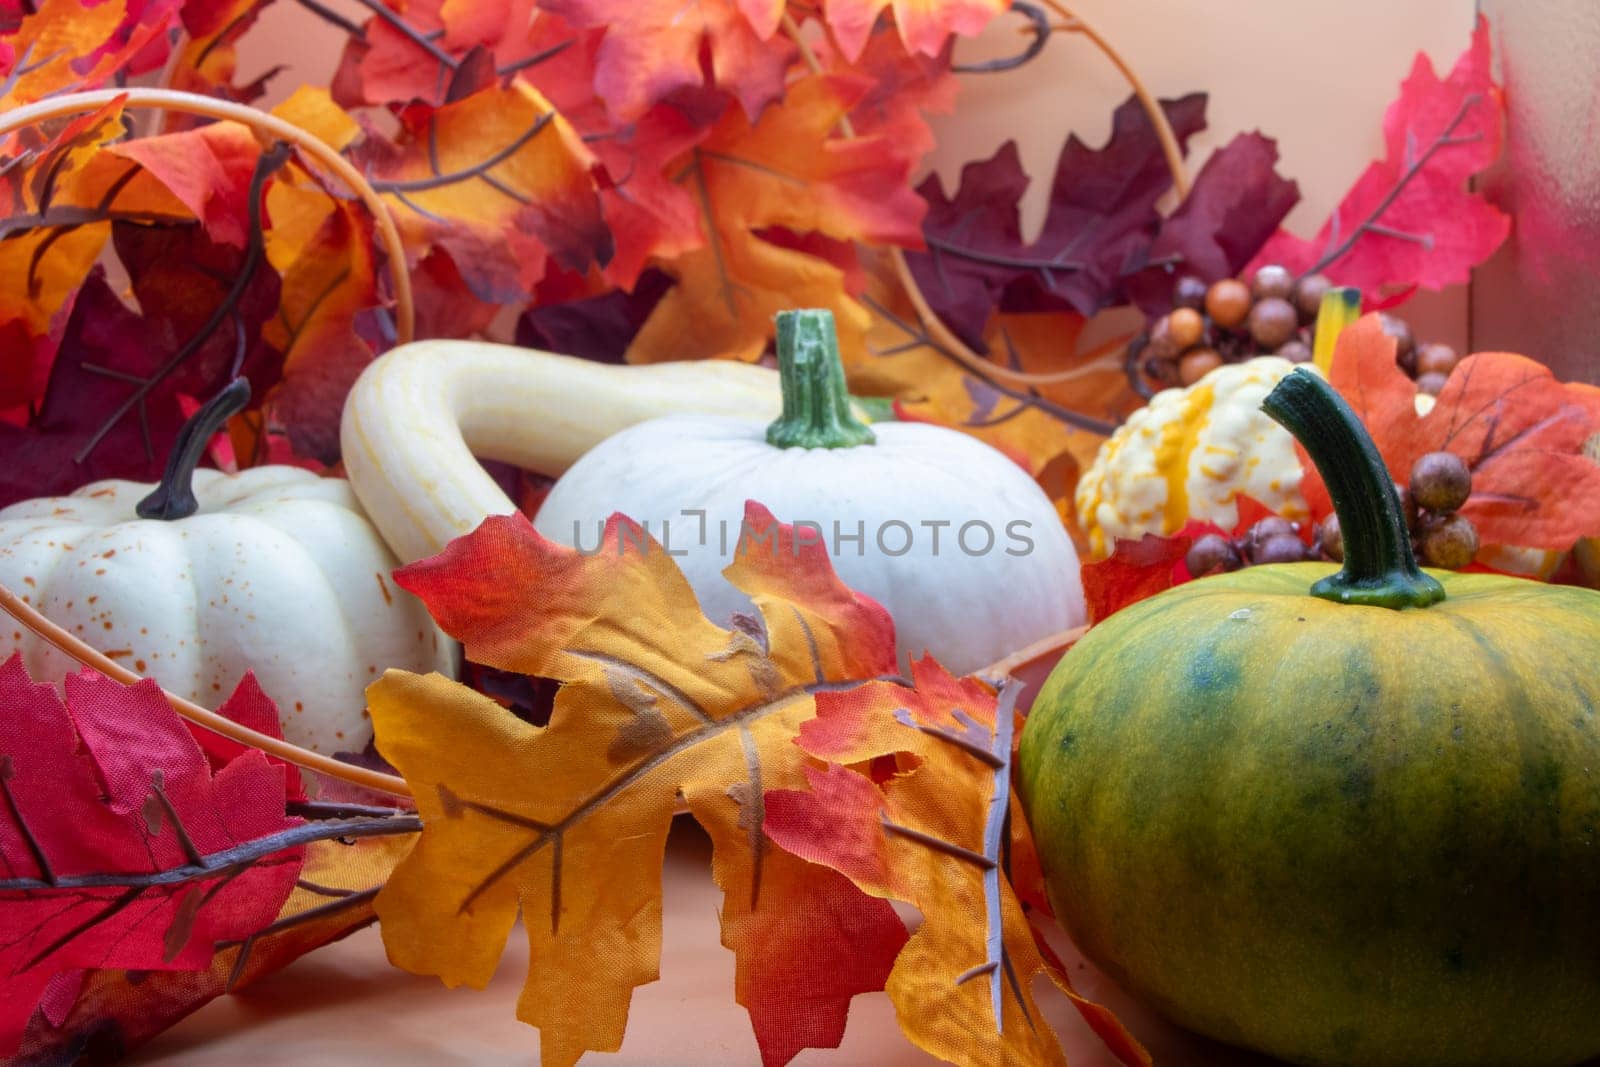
[136,377,252,521]
[766,309,876,450]
[1261,368,1445,609]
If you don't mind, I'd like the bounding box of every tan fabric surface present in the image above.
[131,825,1262,1065]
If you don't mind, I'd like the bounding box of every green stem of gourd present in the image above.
[766,309,876,450]
[1261,369,1445,609]
[136,378,252,521]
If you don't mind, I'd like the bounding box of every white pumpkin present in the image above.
[0,464,454,755]
[534,310,1084,675]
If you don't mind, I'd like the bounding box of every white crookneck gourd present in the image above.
[534,310,1085,674]
[0,380,454,754]
[341,339,790,565]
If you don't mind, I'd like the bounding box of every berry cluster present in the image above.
[1138,265,1328,390]
[1186,452,1479,579]
[1375,313,1460,396]
[1134,267,1461,395]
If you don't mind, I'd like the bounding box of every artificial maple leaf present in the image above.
[817,24,958,156]
[16,831,417,1060]
[820,0,1008,62]
[108,120,263,248]
[764,661,1150,1066]
[0,98,146,340]
[1080,532,1193,624]
[1247,17,1507,302]
[369,503,909,1067]
[1122,131,1300,314]
[164,0,276,110]
[359,82,611,304]
[540,0,794,123]
[259,176,380,464]
[1303,315,1600,551]
[907,92,1207,349]
[628,73,926,364]
[0,659,304,1054]
[0,0,178,108]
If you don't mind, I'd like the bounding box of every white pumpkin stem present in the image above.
[137,378,252,521]
[0,581,413,799]
[767,309,876,450]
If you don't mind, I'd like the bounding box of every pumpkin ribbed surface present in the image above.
[1019,561,1600,1067]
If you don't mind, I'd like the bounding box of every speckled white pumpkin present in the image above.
[0,467,455,754]
[533,415,1084,676]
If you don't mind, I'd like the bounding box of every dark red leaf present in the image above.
[908,93,1207,348]
[1123,132,1300,314]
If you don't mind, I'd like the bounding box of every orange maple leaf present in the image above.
[1304,314,1600,550]
[628,73,926,364]
[362,82,611,303]
[368,503,910,1066]
[765,661,1150,1067]
[540,0,793,122]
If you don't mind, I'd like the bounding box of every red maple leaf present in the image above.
[1247,17,1508,302]
[0,659,304,1053]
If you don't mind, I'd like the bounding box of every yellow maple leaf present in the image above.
[368,503,907,1066]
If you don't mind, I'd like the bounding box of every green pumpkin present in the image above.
[1018,368,1600,1067]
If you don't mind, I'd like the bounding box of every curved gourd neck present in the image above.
[137,377,252,521]
[1261,368,1445,609]
[765,309,875,450]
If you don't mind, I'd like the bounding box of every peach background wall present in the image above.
[238,0,1479,351]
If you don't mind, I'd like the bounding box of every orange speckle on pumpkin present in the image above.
[212,682,222,691]
[139,627,148,635]
[335,731,345,740]
[135,659,146,672]
[11,631,20,641]
[94,568,106,576]
[294,701,304,712]
[87,596,97,604]
[21,576,34,587]
[375,573,394,606]
[100,549,115,559]
[361,708,371,719]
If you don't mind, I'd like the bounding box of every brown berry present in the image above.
[1185,533,1241,576]
[1141,355,1179,388]
[1173,276,1208,311]
[1251,264,1294,301]
[1248,298,1298,350]
[1169,307,1205,351]
[1205,278,1252,329]
[1416,371,1449,397]
[1277,339,1313,363]
[1410,451,1472,513]
[1243,516,1301,563]
[1292,273,1332,323]
[1317,515,1343,562]
[1179,347,1223,385]
[1419,513,1479,570]
[1379,313,1417,376]
[1415,343,1460,377]
[1396,482,1420,531]
[1255,533,1309,565]
[1144,315,1178,361]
